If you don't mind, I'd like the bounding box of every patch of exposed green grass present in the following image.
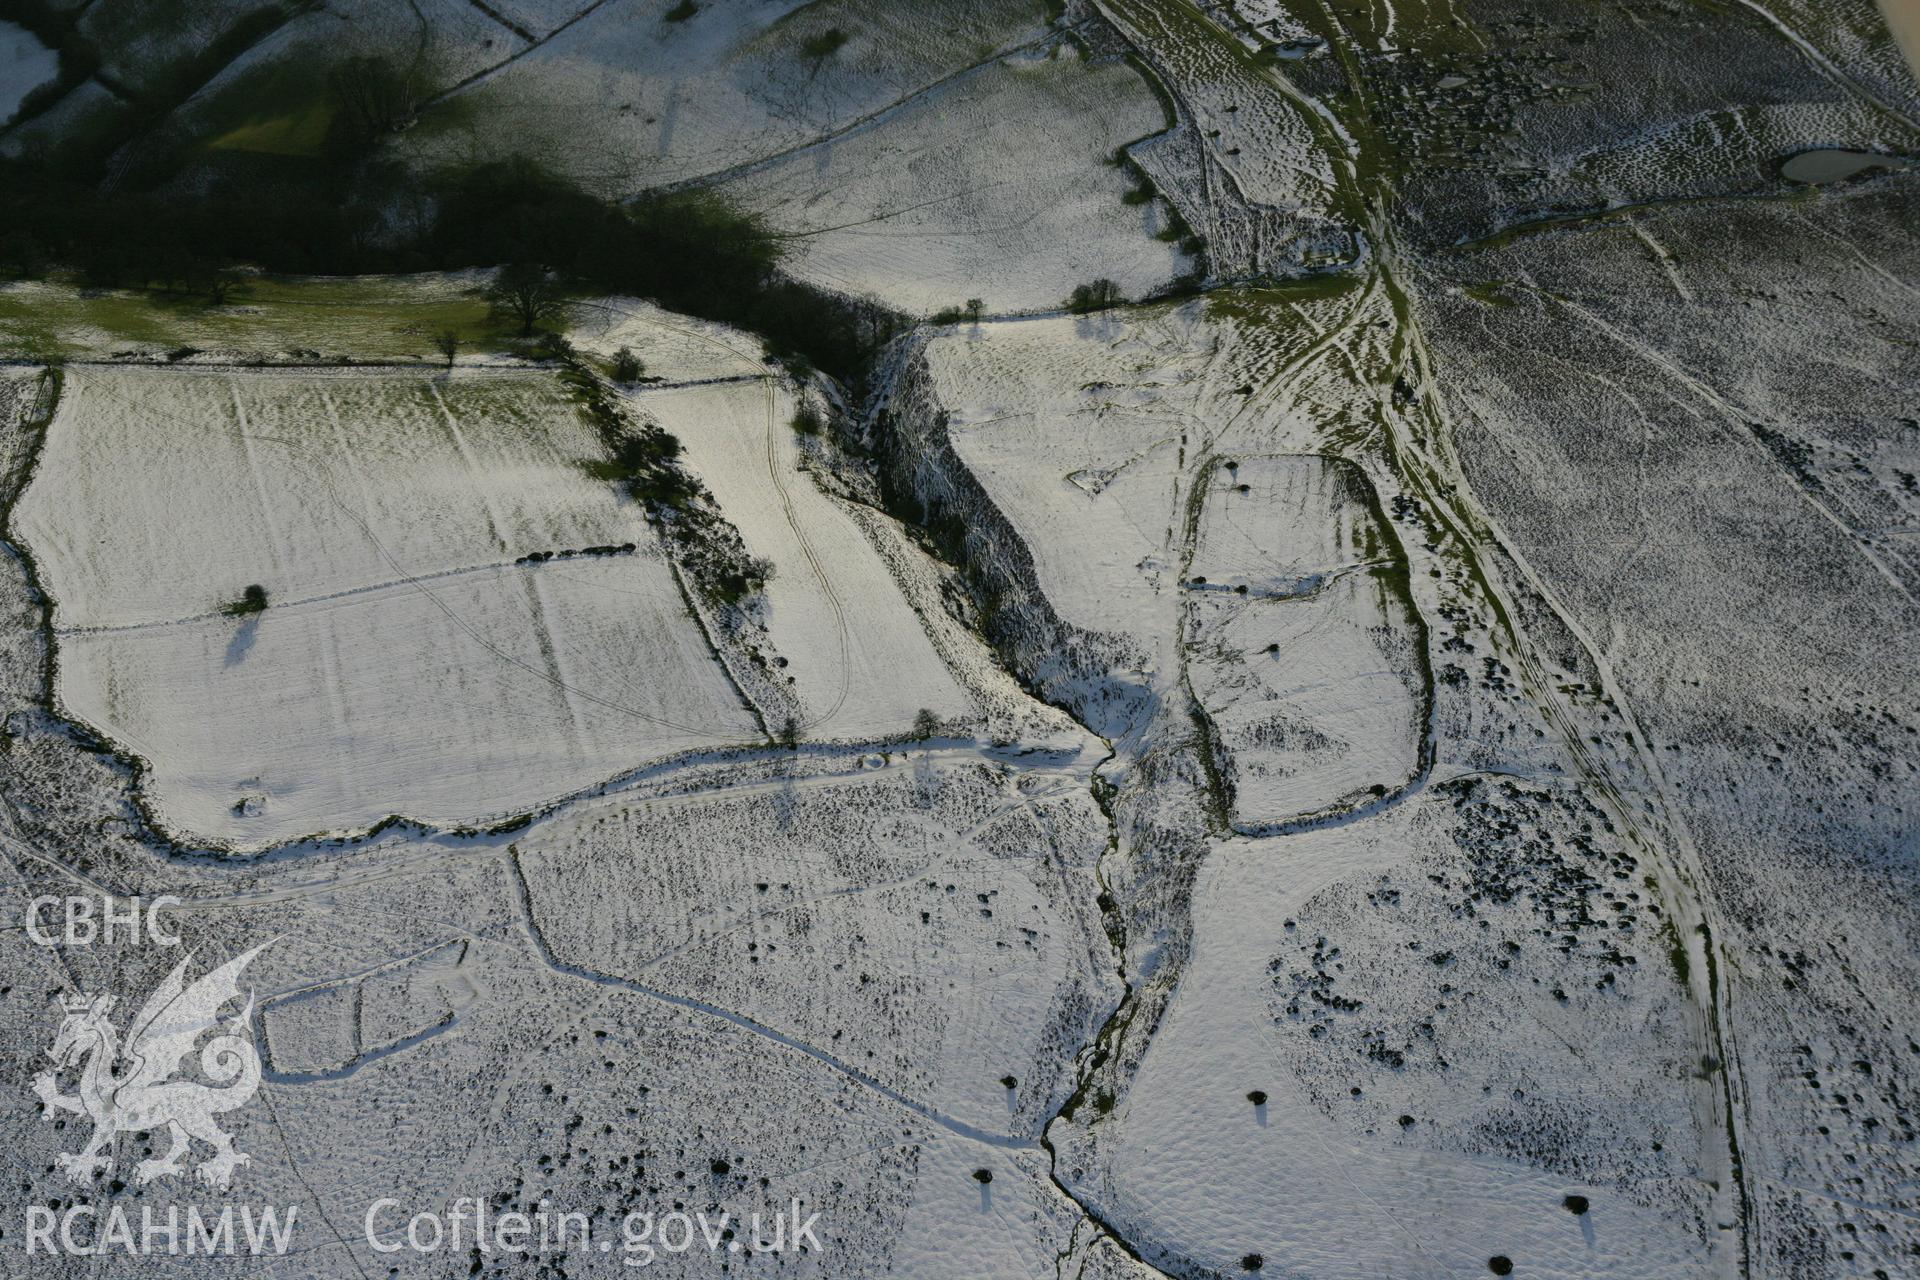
[1462,280,1516,307]
[206,101,334,156]
[1662,918,1691,985]
[1202,275,1359,322]
[0,273,507,361]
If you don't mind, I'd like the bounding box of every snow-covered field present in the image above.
[903,292,1379,721]
[724,45,1191,314]
[1065,789,1714,1280]
[936,368,1184,649]
[14,365,756,847]
[1097,0,1335,217]
[917,307,1220,653]
[1186,455,1423,828]
[0,74,117,159]
[637,376,975,740]
[0,21,58,124]
[401,0,1062,190]
[581,298,1072,748]
[513,752,1117,1138]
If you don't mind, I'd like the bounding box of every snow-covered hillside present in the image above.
[0,0,1913,1275]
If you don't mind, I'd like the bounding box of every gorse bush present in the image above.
[562,354,767,611]
[712,556,775,605]
[800,28,849,58]
[583,429,697,508]
[223,584,268,617]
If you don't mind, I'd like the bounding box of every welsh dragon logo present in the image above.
[32,943,269,1190]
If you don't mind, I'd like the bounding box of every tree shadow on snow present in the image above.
[225,616,260,667]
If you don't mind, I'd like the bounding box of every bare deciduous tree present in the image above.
[1067,278,1123,315]
[486,263,568,337]
[328,56,421,147]
[189,261,243,306]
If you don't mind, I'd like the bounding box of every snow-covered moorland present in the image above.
[0,0,1914,1275]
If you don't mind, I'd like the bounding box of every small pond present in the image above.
[1780,148,1905,185]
